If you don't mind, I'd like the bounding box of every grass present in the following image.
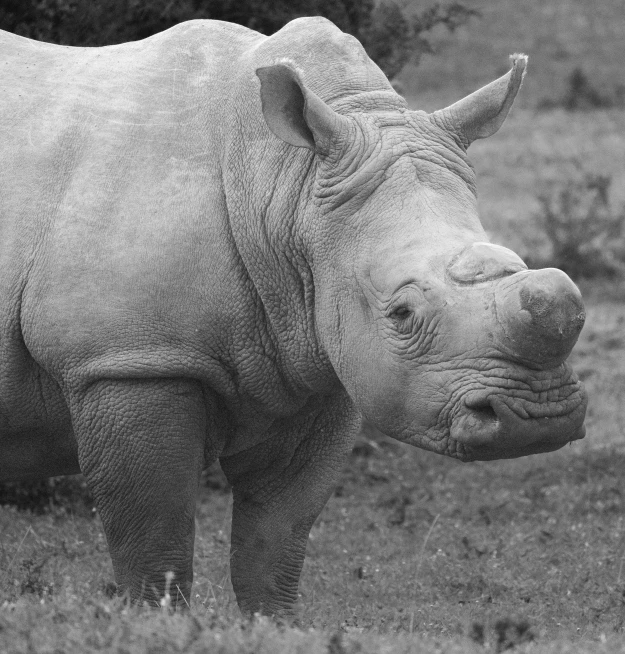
[1,435,624,652]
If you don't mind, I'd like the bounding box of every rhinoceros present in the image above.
[0,17,587,616]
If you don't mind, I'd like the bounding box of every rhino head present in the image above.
[256,55,587,462]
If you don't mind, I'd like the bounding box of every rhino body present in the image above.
[0,18,586,615]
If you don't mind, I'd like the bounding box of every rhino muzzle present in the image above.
[450,386,587,461]
[445,243,587,459]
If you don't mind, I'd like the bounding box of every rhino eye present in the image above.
[389,306,412,321]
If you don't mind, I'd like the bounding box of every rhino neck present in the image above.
[222,126,338,402]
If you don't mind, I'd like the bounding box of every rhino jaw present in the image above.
[449,387,587,461]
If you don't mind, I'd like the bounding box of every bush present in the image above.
[527,168,625,279]
[563,68,614,110]
[538,67,620,111]
[0,0,479,80]
[363,2,479,80]
[0,464,229,514]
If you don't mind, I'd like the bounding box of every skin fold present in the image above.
[0,18,587,617]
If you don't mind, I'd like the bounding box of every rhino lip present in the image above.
[450,389,587,460]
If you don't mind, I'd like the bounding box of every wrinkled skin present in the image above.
[0,18,587,617]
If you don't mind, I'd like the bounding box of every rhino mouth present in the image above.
[448,380,588,462]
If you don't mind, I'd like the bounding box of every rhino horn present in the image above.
[256,62,349,156]
[429,54,527,148]
[495,267,586,367]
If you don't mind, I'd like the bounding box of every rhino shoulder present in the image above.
[137,19,263,54]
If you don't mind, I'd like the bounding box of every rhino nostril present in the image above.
[466,401,498,422]
[451,398,502,447]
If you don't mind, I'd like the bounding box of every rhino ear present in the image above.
[429,54,527,149]
[256,63,347,155]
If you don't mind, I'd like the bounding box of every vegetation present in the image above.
[528,168,625,279]
[359,2,479,80]
[0,476,94,516]
[1,366,625,651]
[398,0,625,112]
[467,108,625,283]
[538,67,625,112]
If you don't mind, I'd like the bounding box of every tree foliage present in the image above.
[364,1,479,79]
[0,0,478,79]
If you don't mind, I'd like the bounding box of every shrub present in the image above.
[528,169,625,279]
[538,67,619,111]
[563,68,614,111]
[363,1,480,80]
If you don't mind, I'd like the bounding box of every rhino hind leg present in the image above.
[68,378,207,607]
[220,392,359,619]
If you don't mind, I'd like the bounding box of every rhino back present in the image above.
[1,23,260,376]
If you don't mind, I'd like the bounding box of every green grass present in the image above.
[1,411,624,651]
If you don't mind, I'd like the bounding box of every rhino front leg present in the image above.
[68,378,207,607]
[220,393,360,618]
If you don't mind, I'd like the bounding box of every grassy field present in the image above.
[2,2,625,652]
